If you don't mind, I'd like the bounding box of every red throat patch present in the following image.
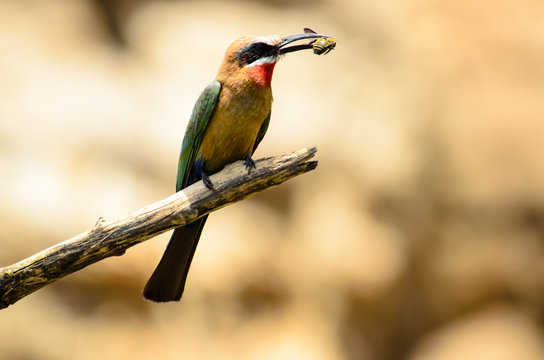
[248,62,276,87]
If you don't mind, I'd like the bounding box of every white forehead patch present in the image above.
[256,35,282,46]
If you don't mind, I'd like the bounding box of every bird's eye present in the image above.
[238,42,278,65]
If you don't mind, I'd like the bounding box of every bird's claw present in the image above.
[202,172,215,191]
[244,157,256,174]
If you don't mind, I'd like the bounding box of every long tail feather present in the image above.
[142,215,208,302]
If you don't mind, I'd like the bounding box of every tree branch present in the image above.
[0,147,317,309]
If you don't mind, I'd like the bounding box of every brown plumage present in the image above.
[197,36,277,172]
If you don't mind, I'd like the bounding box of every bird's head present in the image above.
[216,31,331,87]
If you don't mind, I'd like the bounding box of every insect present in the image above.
[311,37,336,55]
[304,27,337,55]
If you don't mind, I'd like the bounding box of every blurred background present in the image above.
[1,0,544,359]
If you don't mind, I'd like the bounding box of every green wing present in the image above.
[176,81,221,191]
[252,111,271,155]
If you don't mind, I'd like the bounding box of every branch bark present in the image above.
[0,147,317,309]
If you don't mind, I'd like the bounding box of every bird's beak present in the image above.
[278,32,331,54]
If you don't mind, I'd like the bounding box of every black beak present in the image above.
[279,31,332,54]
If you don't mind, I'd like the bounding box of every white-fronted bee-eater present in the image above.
[143,29,336,302]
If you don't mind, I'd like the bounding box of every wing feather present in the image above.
[176,81,221,191]
[252,110,271,155]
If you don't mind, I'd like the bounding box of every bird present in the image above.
[143,30,333,302]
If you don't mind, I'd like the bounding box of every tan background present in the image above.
[1,0,544,359]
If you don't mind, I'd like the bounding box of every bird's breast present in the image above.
[197,82,272,173]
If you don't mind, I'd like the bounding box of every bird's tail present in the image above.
[142,215,208,302]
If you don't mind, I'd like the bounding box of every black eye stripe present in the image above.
[238,42,278,65]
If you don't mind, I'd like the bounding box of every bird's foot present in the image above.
[202,172,215,191]
[195,159,215,191]
[244,156,256,174]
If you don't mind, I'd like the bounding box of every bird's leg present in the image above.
[195,159,215,191]
[244,156,256,174]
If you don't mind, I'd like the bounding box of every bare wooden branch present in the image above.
[0,147,317,309]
